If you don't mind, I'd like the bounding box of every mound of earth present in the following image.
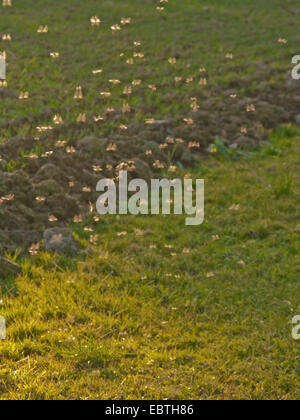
[0,73,300,253]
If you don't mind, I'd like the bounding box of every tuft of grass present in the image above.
[273,174,293,198]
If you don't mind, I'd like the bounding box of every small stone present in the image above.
[44,228,80,254]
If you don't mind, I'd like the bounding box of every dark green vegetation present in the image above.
[1,0,300,130]
[0,0,299,400]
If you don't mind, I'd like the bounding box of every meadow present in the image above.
[0,0,299,400]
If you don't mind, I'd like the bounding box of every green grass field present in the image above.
[0,0,300,400]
